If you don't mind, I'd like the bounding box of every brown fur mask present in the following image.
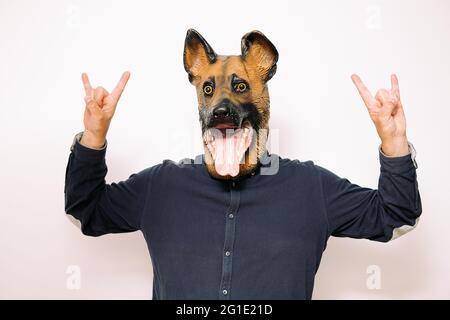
[183,29,278,179]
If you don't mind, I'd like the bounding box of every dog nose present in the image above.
[213,105,230,118]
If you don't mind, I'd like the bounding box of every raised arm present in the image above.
[318,74,422,242]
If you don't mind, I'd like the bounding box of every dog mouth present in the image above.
[203,120,254,177]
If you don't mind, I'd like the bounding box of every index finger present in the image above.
[82,73,93,97]
[351,74,375,107]
[111,71,131,100]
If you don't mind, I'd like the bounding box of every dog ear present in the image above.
[241,31,278,82]
[183,29,217,83]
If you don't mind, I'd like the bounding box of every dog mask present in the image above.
[183,29,278,179]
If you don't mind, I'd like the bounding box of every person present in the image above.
[64,30,421,300]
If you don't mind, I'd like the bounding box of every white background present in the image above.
[1,0,449,299]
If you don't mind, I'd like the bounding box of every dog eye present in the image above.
[203,85,214,96]
[234,82,248,93]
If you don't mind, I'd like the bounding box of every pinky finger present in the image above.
[391,74,401,99]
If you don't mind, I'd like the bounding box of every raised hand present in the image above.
[80,72,130,149]
[351,74,409,157]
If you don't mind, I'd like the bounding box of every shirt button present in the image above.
[231,181,236,188]
[222,289,228,295]
[228,213,234,219]
[225,251,231,256]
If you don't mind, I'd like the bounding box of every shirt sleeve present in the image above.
[64,132,154,236]
[318,143,422,242]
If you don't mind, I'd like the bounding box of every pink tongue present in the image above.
[214,130,251,177]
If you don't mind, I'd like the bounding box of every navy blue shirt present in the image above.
[64,136,421,299]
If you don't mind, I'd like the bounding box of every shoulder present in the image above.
[143,155,206,181]
[272,154,317,173]
[276,156,344,187]
[256,153,320,182]
[275,154,336,177]
[160,154,204,171]
[279,156,315,168]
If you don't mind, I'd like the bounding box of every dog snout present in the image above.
[212,100,233,119]
[213,105,230,118]
[204,99,245,129]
